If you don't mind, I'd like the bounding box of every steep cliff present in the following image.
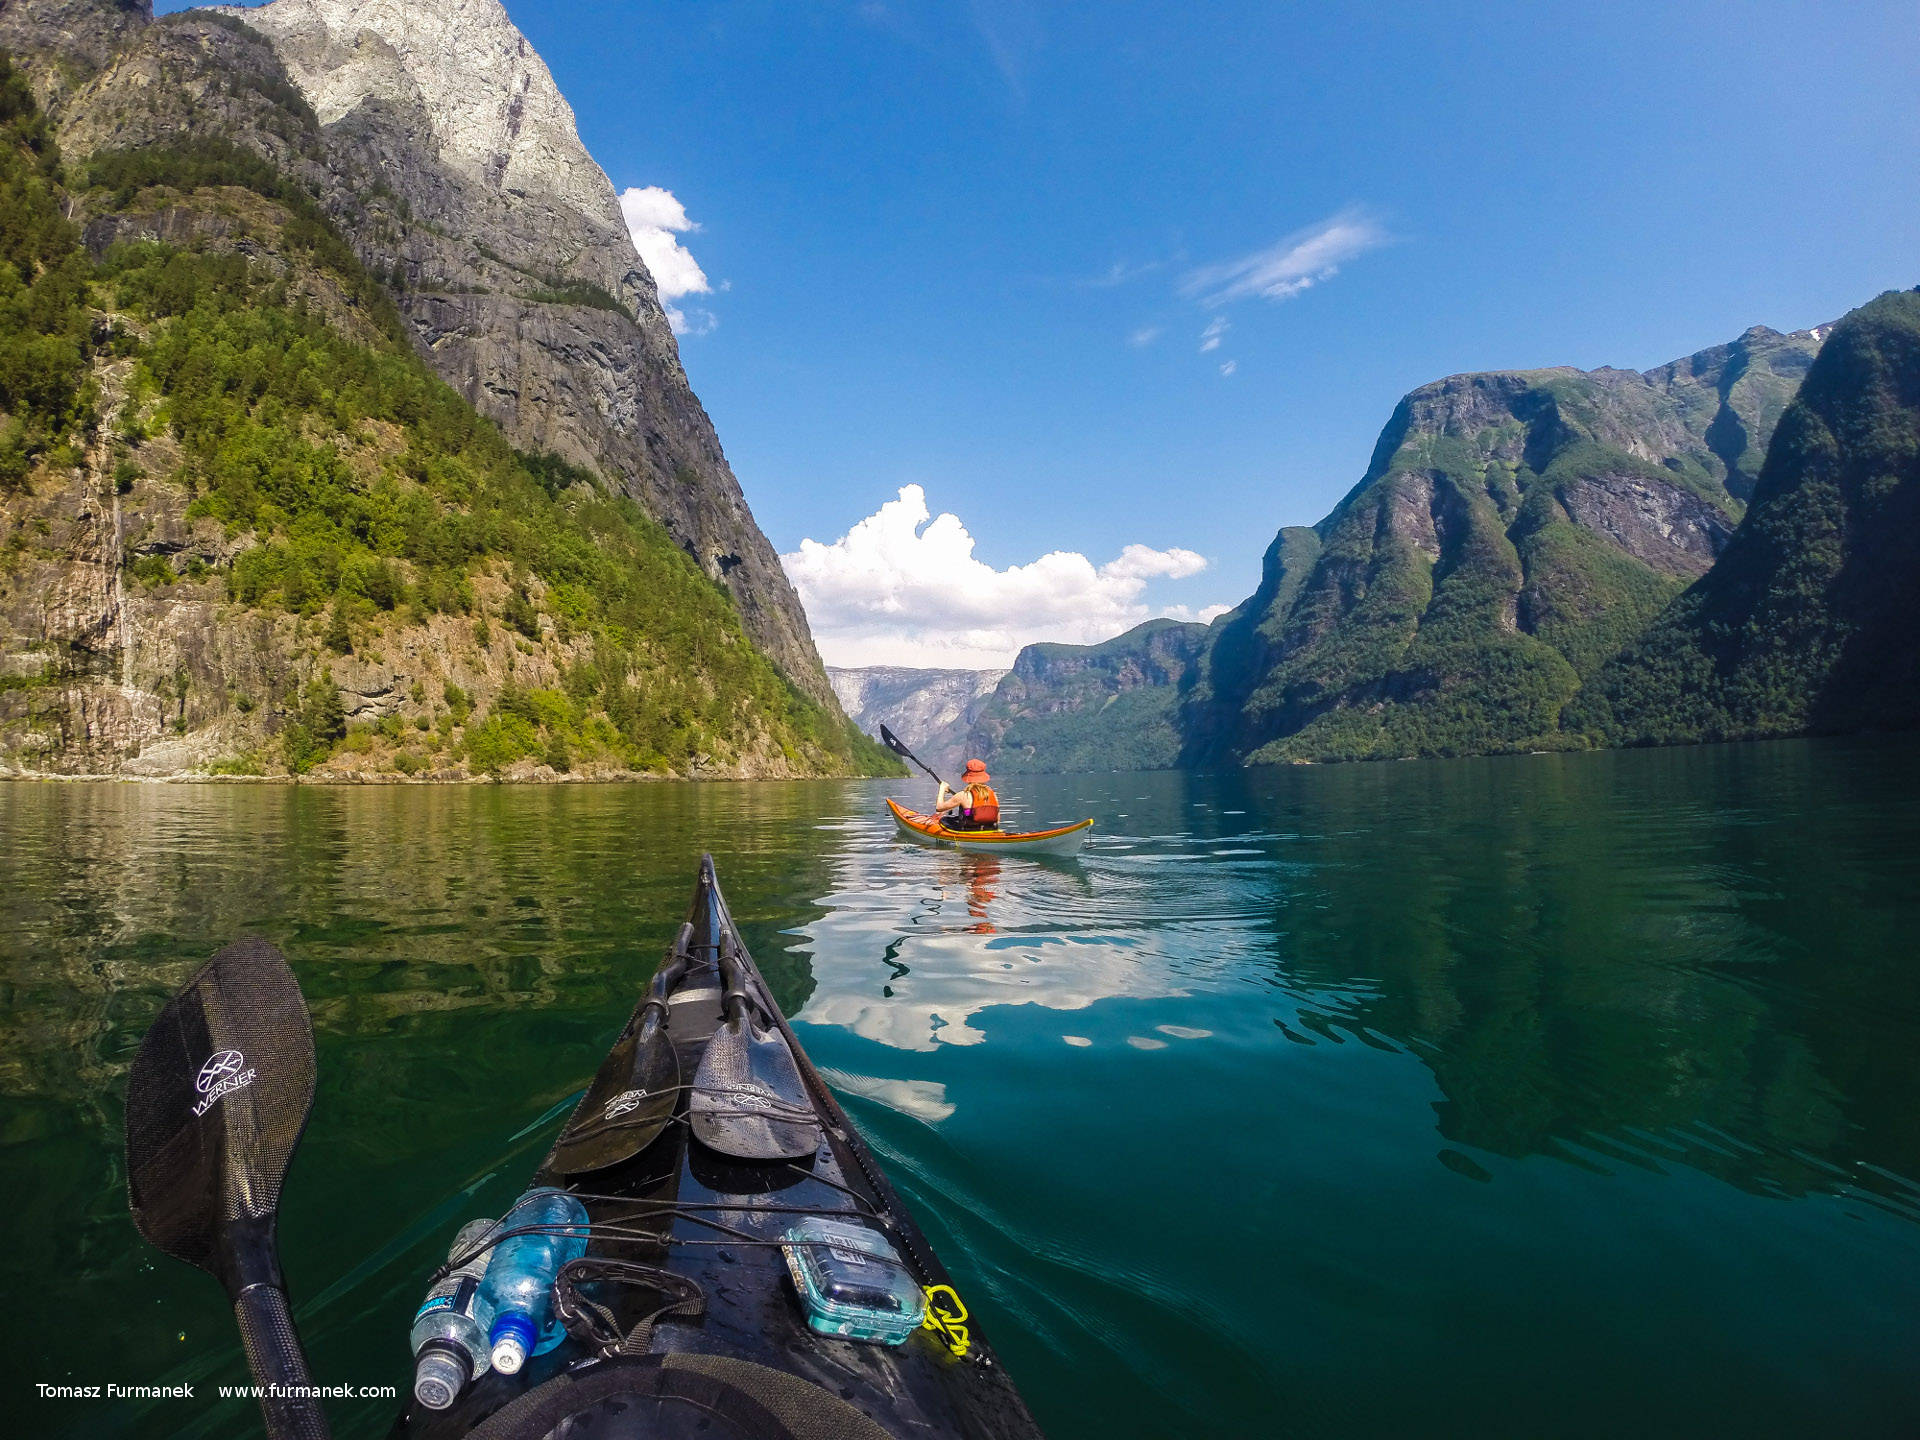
[962,618,1211,773]
[0,5,887,779]
[209,0,835,706]
[948,317,1833,774]
[1187,320,1828,764]
[1573,291,1920,745]
[828,664,1005,774]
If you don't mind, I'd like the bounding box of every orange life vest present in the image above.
[962,783,999,825]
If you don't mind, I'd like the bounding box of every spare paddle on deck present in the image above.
[880,724,946,788]
[125,938,329,1440]
[689,938,822,1163]
[548,924,695,1176]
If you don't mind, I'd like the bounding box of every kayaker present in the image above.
[935,760,1000,831]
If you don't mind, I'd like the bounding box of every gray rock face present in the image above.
[1556,472,1735,575]
[828,665,1006,774]
[208,0,834,705]
[0,0,866,778]
[0,0,151,89]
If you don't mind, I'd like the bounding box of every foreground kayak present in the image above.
[886,798,1094,855]
[392,854,1044,1438]
[121,861,1042,1440]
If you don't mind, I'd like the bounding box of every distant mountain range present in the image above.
[827,665,1004,774]
[835,294,1919,772]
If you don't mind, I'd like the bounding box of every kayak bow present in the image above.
[886,798,1093,855]
[394,854,1044,1439]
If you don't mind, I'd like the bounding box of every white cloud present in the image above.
[1182,205,1387,307]
[618,185,714,335]
[1218,359,1237,377]
[782,485,1224,667]
[1128,324,1162,348]
[1199,316,1229,352]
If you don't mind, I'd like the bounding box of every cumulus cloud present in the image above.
[782,485,1224,667]
[1128,324,1162,348]
[1182,205,1387,307]
[618,185,715,335]
[1218,359,1237,377]
[1199,316,1228,352]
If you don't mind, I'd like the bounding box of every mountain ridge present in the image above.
[213,0,834,705]
[828,663,1005,775]
[857,311,1887,775]
[0,0,889,779]
[1573,290,1920,745]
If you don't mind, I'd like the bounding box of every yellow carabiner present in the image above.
[921,1284,972,1358]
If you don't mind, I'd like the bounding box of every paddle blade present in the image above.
[547,1010,681,1176]
[689,1012,822,1162]
[879,724,909,757]
[125,938,316,1283]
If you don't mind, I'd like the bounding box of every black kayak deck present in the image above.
[391,855,1043,1439]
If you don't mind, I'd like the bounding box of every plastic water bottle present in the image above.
[410,1218,502,1411]
[480,1187,590,1375]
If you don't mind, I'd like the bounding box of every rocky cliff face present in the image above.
[963,618,1211,773]
[828,664,1005,774]
[1184,320,1829,764]
[0,0,883,779]
[1574,291,1920,745]
[204,0,833,705]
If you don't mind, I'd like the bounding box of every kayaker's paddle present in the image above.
[880,724,945,788]
[124,938,329,1440]
[689,938,822,1163]
[548,924,695,1176]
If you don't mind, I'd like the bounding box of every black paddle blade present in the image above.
[547,1009,681,1176]
[548,926,695,1176]
[879,724,910,756]
[125,938,316,1285]
[689,948,820,1163]
[689,1013,821,1162]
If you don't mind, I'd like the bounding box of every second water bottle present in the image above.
[480,1186,590,1375]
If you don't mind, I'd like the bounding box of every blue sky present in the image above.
[172,0,1920,665]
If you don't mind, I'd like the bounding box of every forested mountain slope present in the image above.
[1187,321,1827,764]
[0,2,889,779]
[962,618,1211,773]
[1573,291,1920,745]
[940,315,1868,773]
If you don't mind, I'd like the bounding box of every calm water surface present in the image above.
[5,739,1920,1437]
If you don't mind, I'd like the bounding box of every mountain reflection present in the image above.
[3,755,1915,1438]
[1219,743,1920,1208]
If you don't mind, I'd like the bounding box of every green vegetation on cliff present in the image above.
[0,66,893,779]
[959,318,1852,774]
[965,618,1211,773]
[1572,291,1920,744]
[0,54,94,489]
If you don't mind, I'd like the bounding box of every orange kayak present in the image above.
[886,798,1094,855]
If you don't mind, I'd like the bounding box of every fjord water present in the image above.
[5,741,1919,1438]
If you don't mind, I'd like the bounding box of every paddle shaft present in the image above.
[879,725,946,789]
[235,1283,330,1439]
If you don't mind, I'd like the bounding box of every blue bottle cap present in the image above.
[488,1312,537,1374]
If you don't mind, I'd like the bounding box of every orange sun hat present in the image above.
[962,759,991,782]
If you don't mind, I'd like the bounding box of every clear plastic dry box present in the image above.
[781,1216,926,1345]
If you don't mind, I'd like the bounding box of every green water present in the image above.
[5,739,1920,1438]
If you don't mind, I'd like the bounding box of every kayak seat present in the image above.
[463,1353,896,1440]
